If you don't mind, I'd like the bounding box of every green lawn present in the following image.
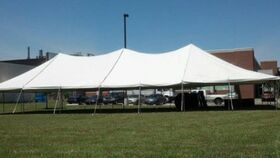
[0,109,280,157]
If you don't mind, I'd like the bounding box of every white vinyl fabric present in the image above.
[0,44,278,91]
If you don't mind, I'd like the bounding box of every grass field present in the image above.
[0,105,280,157]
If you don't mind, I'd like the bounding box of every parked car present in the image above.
[191,90,238,105]
[67,95,87,105]
[145,94,166,105]
[128,95,145,105]
[103,93,124,104]
[162,90,176,103]
[85,96,103,105]
[262,91,275,102]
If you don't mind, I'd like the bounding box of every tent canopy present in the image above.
[0,44,278,91]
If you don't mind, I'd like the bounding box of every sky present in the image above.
[0,0,280,63]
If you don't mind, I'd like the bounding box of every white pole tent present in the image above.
[0,44,278,113]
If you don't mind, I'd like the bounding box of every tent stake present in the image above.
[12,89,23,114]
[181,82,184,112]
[53,88,61,114]
[138,87,141,114]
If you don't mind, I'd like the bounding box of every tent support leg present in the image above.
[59,90,64,113]
[53,89,61,114]
[12,89,23,114]
[273,81,277,109]
[138,87,141,114]
[181,82,184,112]
[274,81,278,110]
[125,89,128,108]
[22,91,25,113]
[45,93,48,109]
[34,93,36,111]
[228,83,234,110]
[2,92,4,113]
[93,88,101,115]
[122,90,125,109]
[277,80,280,110]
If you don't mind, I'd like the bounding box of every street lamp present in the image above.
[123,13,129,48]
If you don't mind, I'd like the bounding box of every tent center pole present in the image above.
[12,89,23,114]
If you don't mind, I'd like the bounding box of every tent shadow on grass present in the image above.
[1,104,278,115]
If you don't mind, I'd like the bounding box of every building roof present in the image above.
[1,58,47,66]
[207,48,254,53]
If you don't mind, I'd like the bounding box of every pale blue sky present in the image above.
[0,0,279,63]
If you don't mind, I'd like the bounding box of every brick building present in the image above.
[209,48,260,100]
[208,48,278,105]
[260,61,279,76]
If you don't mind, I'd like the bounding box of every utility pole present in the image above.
[123,13,129,48]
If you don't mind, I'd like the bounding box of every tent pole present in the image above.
[138,87,141,114]
[181,82,184,112]
[274,81,277,110]
[93,88,101,115]
[125,89,128,108]
[12,89,23,114]
[276,80,280,110]
[99,90,102,110]
[122,90,125,109]
[228,83,234,110]
[2,92,4,113]
[34,93,36,111]
[45,92,48,109]
[22,91,25,113]
[60,91,64,109]
[59,90,64,113]
[53,88,60,114]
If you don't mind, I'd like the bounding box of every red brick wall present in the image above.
[260,61,278,75]
[211,50,256,99]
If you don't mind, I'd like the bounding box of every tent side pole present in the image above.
[12,89,23,114]
[93,88,101,115]
[22,91,25,113]
[277,80,280,110]
[273,81,277,109]
[181,82,184,112]
[125,89,128,109]
[228,83,234,110]
[59,90,64,113]
[274,80,278,110]
[53,89,61,114]
[2,92,4,113]
[99,90,102,110]
[45,92,48,109]
[138,87,141,114]
[122,90,125,109]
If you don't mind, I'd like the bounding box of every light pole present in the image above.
[123,13,129,48]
